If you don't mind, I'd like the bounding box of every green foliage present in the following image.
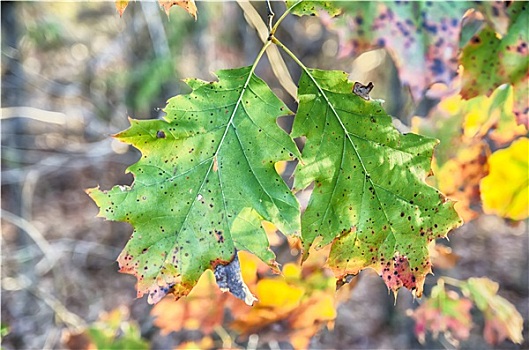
[126,57,175,113]
[286,0,341,17]
[86,307,149,350]
[460,1,529,121]
[462,278,524,345]
[0,323,9,341]
[26,18,65,50]
[88,67,300,304]
[292,69,461,297]
[87,326,148,350]
[410,280,473,345]
[410,277,524,346]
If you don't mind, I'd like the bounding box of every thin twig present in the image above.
[1,209,57,274]
[1,138,122,185]
[236,0,297,100]
[265,0,275,32]
[214,325,233,349]
[1,107,69,125]
[21,169,39,224]
[31,283,87,332]
[247,334,259,350]
[1,275,86,332]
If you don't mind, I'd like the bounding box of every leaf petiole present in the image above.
[440,276,464,288]
[272,36,357,159]
[271,36,308,73]
[270,0,302,35]
[248,40,272,80]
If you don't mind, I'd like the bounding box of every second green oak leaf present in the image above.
[292,69,462,297]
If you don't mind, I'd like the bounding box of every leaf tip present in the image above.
[84,185,100,196]
[381,252,428,298]
[159,0,197,20]
[147,283,176,305]
[115,0,129,17]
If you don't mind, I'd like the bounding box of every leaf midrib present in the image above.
[175,72,256,231]
[301,69,398,244]
[132,71,260,282]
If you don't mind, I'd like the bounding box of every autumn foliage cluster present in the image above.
[83,1,527,349]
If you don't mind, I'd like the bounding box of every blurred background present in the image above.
[1,1,527,349]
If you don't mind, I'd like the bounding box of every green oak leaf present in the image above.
[460,1,528,124]
[286,0,342,17]
[292,69,462,297]
[87,67,301,304]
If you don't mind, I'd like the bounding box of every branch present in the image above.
[236,0,297,100]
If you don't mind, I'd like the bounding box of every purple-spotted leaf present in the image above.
[292,69,462,297]
[286,0,342,18]
[328,2,516,103]
[330,1,473,101]
[460,2,529,125]
[87,67,301,305]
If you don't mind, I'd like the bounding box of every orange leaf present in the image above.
[288,292,336,349]
[151,271,225,335]
[429,242,459,270]
[158,0,197,20]
[230,258,337,347]
[115,0,129,17]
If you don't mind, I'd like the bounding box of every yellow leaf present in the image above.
[489,87,527,144]
[158,0,197,20]
[480,137,529,220]
[238,250,263,286]
[282,263,301,280]
[438,94,462,116]
[256,279,304,310]
[289,292,336,349]
[464,108,491,139]
[291,292,336,329]
[229,260,338,347]
[176,336,214,350]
